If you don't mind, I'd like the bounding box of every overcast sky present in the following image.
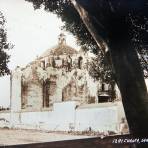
[0,0,79,107]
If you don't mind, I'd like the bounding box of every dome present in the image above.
[41,33,78,57]
[41,44,78,57]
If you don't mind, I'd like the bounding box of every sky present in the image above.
[0,0,79,107]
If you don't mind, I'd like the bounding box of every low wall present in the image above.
[75,107,118,132]
[0,101,125,133]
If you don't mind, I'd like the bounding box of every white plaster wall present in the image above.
[0,112,10,122]
[75,106,118,132]
[0,102,123,133]
[12,102,76,131]
[0,112,21,126]
[51,101,76,130]
[10,112,21,125]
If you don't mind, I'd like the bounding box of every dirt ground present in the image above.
[0,129,146,148]
[0,129,92,146]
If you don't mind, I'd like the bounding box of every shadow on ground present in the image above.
[2,135,148,148]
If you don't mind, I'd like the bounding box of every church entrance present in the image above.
[43,79,57,108]
[43,79,50,108]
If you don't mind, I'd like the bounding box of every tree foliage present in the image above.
[0,11,10,76]
[89,51,112,82]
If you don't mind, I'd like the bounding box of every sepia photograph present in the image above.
[0,0,148,147]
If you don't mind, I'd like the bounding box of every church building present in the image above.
[10,34,120,112]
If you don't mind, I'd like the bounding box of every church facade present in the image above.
[10,34,120,112]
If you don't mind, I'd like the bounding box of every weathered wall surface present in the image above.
[75,106,118,132]
[10,34,101,111]
[21,65,44,110]
[0,101,125,133]
[12,64,99,111]
[24,81,43,109]
[11,67,22,112]
[0,112,10,122]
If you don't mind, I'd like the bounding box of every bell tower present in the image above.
[58,33,66,45]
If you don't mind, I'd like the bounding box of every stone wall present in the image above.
[0,101,126,133]
[24,81,43,109]
[12,63,99,111]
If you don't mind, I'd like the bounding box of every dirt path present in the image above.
[0,129,91,146]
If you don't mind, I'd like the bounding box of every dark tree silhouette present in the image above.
[26,0,148,136]
[0,11,11,76]
[71,0,148,137]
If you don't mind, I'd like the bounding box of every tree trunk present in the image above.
[109,41,148,136]
[71,0,148,136]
